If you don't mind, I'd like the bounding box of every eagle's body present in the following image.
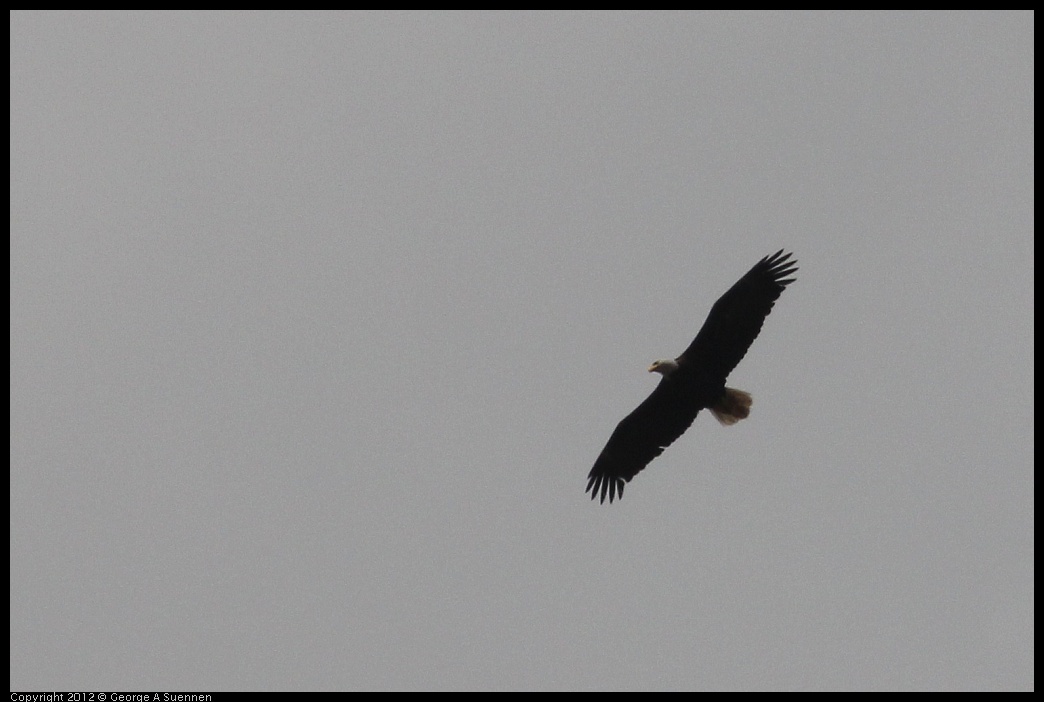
[586,250,797,503]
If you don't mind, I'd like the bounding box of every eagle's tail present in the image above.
[710,387,752,426]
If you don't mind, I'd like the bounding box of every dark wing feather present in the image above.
[586,379,707,503]
[678,249,797,380]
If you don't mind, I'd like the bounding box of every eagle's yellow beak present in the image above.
[647,362,659,373]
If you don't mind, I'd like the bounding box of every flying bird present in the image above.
[586,250,798,503]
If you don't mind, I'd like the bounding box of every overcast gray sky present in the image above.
[10,11,1033,691]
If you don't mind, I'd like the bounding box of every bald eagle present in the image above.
[586,250,798,503]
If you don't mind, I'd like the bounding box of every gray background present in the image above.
[10,11,1033,691]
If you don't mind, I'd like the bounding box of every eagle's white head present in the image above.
[648,358,680,376]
